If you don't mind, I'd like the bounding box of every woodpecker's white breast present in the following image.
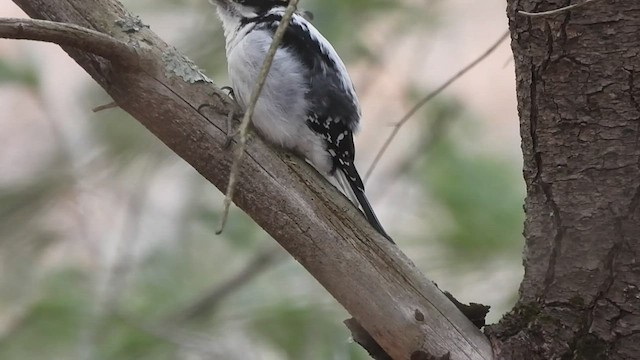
[217,9,333,173]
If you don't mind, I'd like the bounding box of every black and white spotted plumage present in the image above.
[214,0,391,241]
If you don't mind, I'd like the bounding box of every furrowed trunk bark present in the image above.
[487,1,640,359]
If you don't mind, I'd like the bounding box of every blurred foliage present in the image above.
[251,303,367,360]
[0,0,522,359]
[424,140,524,259]
[0,270,91,359]
[0,58,38,87]
[413,98,524,266]
[0,158,69,239]
[91,101,175,171]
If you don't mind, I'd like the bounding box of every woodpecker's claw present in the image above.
[221,86,236,101]
[198,87,241,150]
[212,86,242,149]
[223,108,240,149]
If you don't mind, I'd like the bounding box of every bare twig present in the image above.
[364,30,510,182]
[217,0,300,234]
[518,0,598,17]
[379,111,452,195]
[92,102,119,112]
[0,17,137,65]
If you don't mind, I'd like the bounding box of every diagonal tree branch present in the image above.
[4,1,493,359]
[0,17,137,65]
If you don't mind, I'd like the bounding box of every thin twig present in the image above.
[370,111,457,207]
[364,30,510,182]
[217,0,300,234]
[382,112,452,192]
[0,17,137,65]
[92,102,119,112]
[518,0,598,17]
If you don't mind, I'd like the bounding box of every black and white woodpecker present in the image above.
[214,0,392,242]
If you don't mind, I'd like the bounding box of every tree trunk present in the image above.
[486,1,640,359]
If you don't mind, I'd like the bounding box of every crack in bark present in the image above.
[540,21,554,71]
[540,182,564,295]
[628,182,640,214]
[629,69,640,113]
[557,1,572,48]
[626,68,640,150]
[625,68,640,213]
[578,216,623,352]
[529,56,565,298]
[565,186,630,356]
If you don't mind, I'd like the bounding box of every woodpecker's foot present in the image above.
[221,86,236,101]
[221,86,243,149]
[223,108,240,149]
[199,86,242,149]
[197,103,213,114]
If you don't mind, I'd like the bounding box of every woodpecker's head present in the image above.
[214,0,289,18]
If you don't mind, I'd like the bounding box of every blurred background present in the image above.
[0,0,523,359]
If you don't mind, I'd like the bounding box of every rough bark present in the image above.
[487,1,640,359]
[5,1,493,359]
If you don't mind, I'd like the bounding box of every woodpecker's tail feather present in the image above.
[334,170,394,243]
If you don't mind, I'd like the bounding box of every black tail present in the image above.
[338,169,394,243]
